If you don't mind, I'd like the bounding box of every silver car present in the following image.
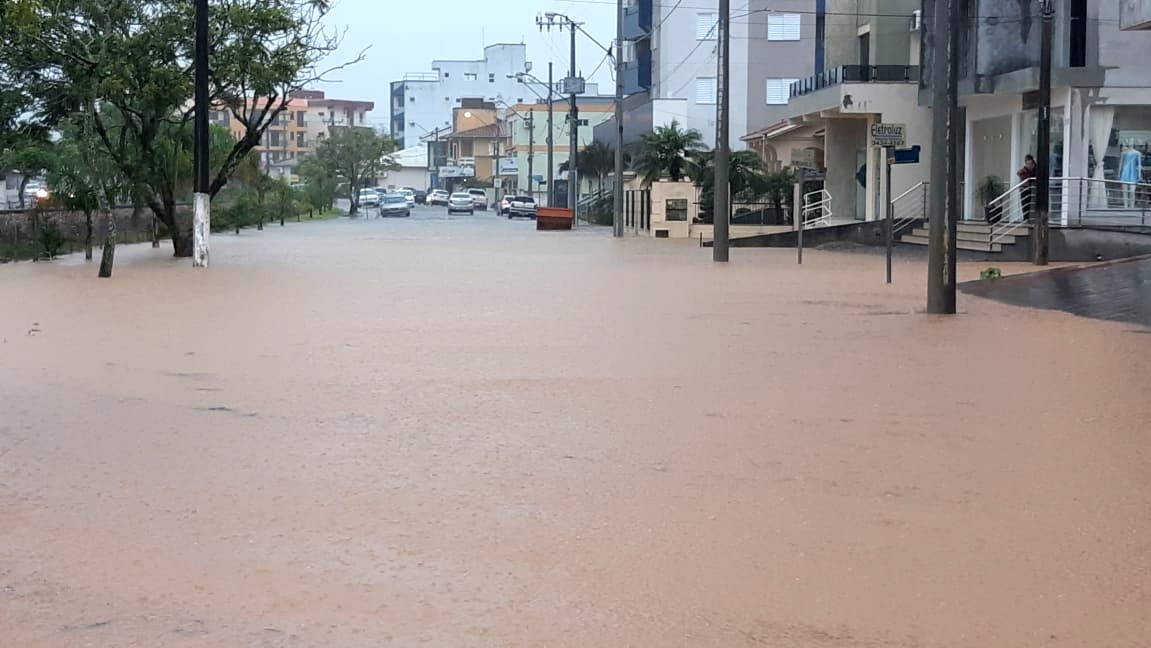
[379,193,411,217]
[448,192,474,214]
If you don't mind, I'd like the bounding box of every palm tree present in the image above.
[577,141,615,199]
[631,120,705,186]
[686,150,768,223]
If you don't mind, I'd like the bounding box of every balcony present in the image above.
[623,0,652,41]
[790,65,920,99]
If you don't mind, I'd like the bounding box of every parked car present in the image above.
[379,193,411,217]
[467,188,488,210]
[507,195,537,219]
[413,190,427,205]
[397,188,415,207]
[358,188,380,208]
[428,189,450,206]
[448,192,475,215]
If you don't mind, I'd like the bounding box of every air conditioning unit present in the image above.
[910,10,922,32]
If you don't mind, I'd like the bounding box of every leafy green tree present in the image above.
[631,121,705,186]
[1,0,352,256]
[298,156,338,214]
[312,127,397,215]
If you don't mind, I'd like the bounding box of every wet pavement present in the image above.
[2,208,1150,647]
[962,255,1151,328]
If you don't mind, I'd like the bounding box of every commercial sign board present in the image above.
[871,123,907,148]
[438,165,475,178]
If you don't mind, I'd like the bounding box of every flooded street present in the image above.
[2,211,1150,647]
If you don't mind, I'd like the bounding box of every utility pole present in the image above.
[192,0,209,267]
[713,0,731,262]
[547,62,555,207]
[527,110,535,202]
[926,0,959,314]
[1034,0,1054,266]
[568,20,580,224]
[613,0,626,238]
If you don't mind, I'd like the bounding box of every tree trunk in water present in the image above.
[84,211,93,261]
[151,215,160,248]
[257,190,265,230]
[171,228,193,257]
[97,211,116,278]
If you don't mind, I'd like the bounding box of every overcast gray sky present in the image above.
[315,0,618,129]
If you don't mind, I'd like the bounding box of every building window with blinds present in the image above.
[696,13,717,40]
[767,13,802,41]
[696,77,717,104]
[766,78,798,105]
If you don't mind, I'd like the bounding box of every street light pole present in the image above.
[613,0,625,238]
[192,0,210,267]
[1034,0,1054,266]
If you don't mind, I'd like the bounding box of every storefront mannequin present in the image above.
[1120,142,1143,208]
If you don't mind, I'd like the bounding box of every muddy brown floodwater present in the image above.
[1,213,1150,647]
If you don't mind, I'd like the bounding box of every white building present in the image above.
[377,145,432,191]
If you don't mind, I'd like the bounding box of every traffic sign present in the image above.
[871,123,907,148]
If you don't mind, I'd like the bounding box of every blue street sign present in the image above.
[892,145,921,165]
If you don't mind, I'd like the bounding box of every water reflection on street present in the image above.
[2,211,1149,647]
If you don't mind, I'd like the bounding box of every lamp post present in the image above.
[513,68,565,206]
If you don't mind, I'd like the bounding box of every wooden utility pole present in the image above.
[527,110,535,201]
[713,0,731,262]
[1033,0,1054,265]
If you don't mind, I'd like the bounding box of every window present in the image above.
[577,119,589,127]
[767,13,801,41]
[489,73,495,82]
[443,71,450,78]
[766,78,798,105]
[695,77,716,104]
[464,72,478,81]
[696,13,717,40]
[269,130,284,147]
[296,131,306,147]
[409,96,415,103]
[517,98,523,103]
[296,111,305,127]
[460,140,474,157]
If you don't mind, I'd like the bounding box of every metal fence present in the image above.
[0,206,177,261]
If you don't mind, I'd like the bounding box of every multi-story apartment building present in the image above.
[391,44,604,152]
[604,0,818,153]
[211,90,375,173]
[390,45,534,150]
[922,0,1151,221]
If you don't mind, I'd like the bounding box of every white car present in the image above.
[358,188,380,208]
[448,192,474,214]
[397,188,415,207]
[428,189,449,206]
[467,188,488,211]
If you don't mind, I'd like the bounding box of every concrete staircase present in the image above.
[899,221,1030,253]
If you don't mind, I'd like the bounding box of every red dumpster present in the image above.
[536,207,573,231]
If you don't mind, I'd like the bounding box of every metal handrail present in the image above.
[890,181,928,234]
[802,189,832,228]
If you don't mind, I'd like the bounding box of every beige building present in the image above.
[210,90,376,176]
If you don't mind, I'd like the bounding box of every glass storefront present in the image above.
[1090,106,1151,183]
